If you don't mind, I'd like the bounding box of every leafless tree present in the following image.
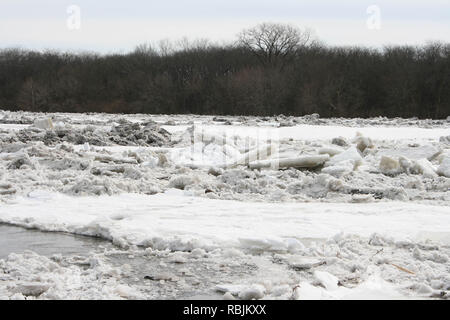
[133,43,158,56]
[238,22,313,67]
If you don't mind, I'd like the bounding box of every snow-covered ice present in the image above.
[0,110,449,300]
[2,191,450,251]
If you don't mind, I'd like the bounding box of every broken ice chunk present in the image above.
[411,158,438,178]
[238,285,265,300]
[248,154,329,170]
[379,156,400,174]
[325,146,363,169]
[32,117,53,130]
[321,160,354,177]
[314,271,339,291]
[331,136,348,147]
[437,157,450,178]
[353,133,374,152]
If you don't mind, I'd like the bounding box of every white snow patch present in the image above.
[1,192,450,252]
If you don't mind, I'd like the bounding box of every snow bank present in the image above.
[380,145,442,161]
[1,192,450,252]
[196,124,449,142]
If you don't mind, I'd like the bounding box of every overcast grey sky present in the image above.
[1,0,449,53]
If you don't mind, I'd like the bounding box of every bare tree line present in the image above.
[0,23,448,119]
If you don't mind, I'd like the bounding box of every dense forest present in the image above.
[0,23,449,118]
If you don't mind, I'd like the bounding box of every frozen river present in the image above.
[1,110,449,300]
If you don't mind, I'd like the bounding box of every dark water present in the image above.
[0,224,109,259]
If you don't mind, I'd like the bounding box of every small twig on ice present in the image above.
[391,263,415,275]
[370,248,384,259]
